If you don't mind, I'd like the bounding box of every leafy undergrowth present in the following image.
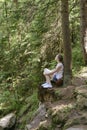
[0,88,39,129]
[16,90,39,130]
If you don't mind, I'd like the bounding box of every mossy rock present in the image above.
[75,86,87,98]
[51,104,74,125]
[75,86,87,110]
[76,95,87,109]
[18,103,31,118]
[63,112,87,130]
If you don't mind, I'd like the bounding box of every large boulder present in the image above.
[0,113,16,130]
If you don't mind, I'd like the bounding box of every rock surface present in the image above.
[75,86,87,109]
[25,104,47,130]
[38,86,56,103]
[0,113,16,130]
[66,125,87,130]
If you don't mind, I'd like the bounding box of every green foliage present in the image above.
[17,91,39,129]
[72,43,84,73]
[69,0,80,45]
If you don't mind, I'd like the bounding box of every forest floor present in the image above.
[24,67,87,130]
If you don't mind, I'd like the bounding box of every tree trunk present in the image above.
[80,0,87,65]
[4,0,10,49]
[61,0,72,85]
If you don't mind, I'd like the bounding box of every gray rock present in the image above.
[25,124,32,130]
[25,103,47,130]
[66,125,87,130]
[0,113,16,130]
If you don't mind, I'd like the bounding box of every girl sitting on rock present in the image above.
[42,54,64,88]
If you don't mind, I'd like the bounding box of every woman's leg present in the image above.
[42,69,53,87]
[43,68,51,75]
[44,74,51,84]
[42,74,52,88]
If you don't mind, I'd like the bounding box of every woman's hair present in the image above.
[58,54,63,63]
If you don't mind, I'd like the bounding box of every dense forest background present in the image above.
[0,0,86,129]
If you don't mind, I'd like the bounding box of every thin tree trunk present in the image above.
[80,0,87,65]
[61,0,72,85]
[4,1,11,49]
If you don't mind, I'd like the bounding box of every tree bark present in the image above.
[80,0,87,65]
[61,0,72,85]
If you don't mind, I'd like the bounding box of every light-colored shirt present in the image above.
[55,63,64,79]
